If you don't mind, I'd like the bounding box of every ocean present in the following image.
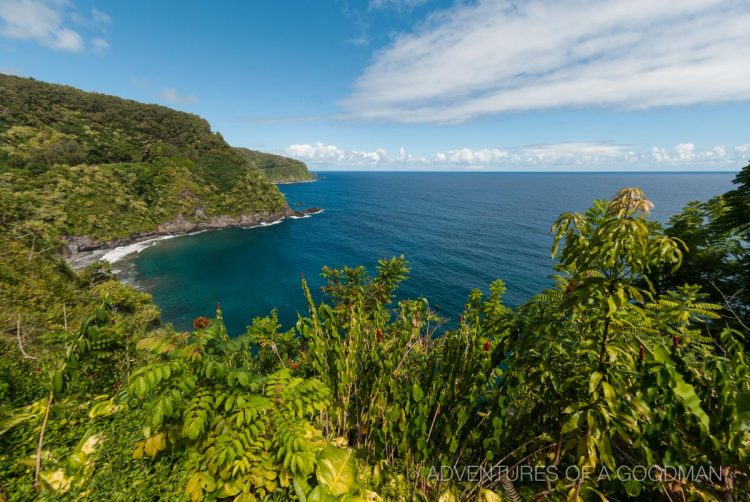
[116,172,736,335]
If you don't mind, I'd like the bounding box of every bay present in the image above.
[119,172,736,334]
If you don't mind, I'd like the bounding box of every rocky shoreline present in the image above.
[64,207,323,269]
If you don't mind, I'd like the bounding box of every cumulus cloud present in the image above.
[159,87,197,105]
[0,0,111,53]
[285,141,748,169]
[651,143,736,164]
[343,0,750,123]
[521,143,629,164]
[285,143,390,164]
[435,147,508,164]
[675,143,696,161]
[286,143,346,162]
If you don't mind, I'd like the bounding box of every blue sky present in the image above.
[1,0,749,171]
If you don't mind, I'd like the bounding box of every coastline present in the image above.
[65,207,323,269]
[274,177,319,185]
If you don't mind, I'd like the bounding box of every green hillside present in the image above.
[234,147,314,183]
[0,74,289,247]
[0,73,748,501]
[0,74,296,340]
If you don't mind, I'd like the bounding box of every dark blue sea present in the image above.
[120,172,736,334]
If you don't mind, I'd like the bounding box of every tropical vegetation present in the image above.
[1,76,748,500]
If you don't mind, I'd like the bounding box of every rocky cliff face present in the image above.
[63,207,323,268]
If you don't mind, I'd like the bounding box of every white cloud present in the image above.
[651,147,671,163]
[90,8,109,26]
[285,143,346,163]
[521,143,628,164]
[675,143,696,161]
[72,7,110,29]
[285,141,748,169]
[159,87,197,105]
[368,0,429,11]
[653,143,735,163]
[434,147,508,164]
[350,147,387,163]
[343,0,750,123]
[0,0,83,51]
[0,0,111,53]
[91,36,108,54]
[285,143,430,166]
[396,146,425,163]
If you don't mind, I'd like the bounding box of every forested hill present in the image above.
[234,147,314,183]
[0,73,301,344]
[0,73,301,247]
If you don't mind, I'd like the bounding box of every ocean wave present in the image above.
[101,234,183,263]
[101,217,292,265]
[289,209,324,219]
[256,218,285,227]
[101,210,322,265]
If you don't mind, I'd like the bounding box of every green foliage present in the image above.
[661,163,750,331]
[0,74,291,247]
[234,147,314,183]
[127,309,376,501]
[1,110,749,502]
[292,188,750,500]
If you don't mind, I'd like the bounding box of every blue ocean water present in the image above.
[122,172,736,334]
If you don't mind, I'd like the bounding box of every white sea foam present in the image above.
[100,234,182,263]
[257,218,285,227]
[275,178,319,185]
[289,209,324,219]
[98,210,321,266]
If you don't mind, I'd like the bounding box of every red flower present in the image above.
[217,302,222,311]
[484,341,491,352]
[376,329,382,342]
[673,335,680,348]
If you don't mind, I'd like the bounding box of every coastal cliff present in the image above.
[0,74,322,252]
[0,74,319,334]
[64,206,322,268]
[233,147,315,183]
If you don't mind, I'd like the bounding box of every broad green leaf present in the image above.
[307,485,339,502]
[672,374,710,432]
[562,412,581,434]
[477,488,503,501]
[316,446,359,496]
[412,383,424,403]
[589,371,602,395]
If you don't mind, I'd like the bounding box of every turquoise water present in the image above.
[122,172,736,334]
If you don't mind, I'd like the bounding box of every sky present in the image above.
[1,0,749,171]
